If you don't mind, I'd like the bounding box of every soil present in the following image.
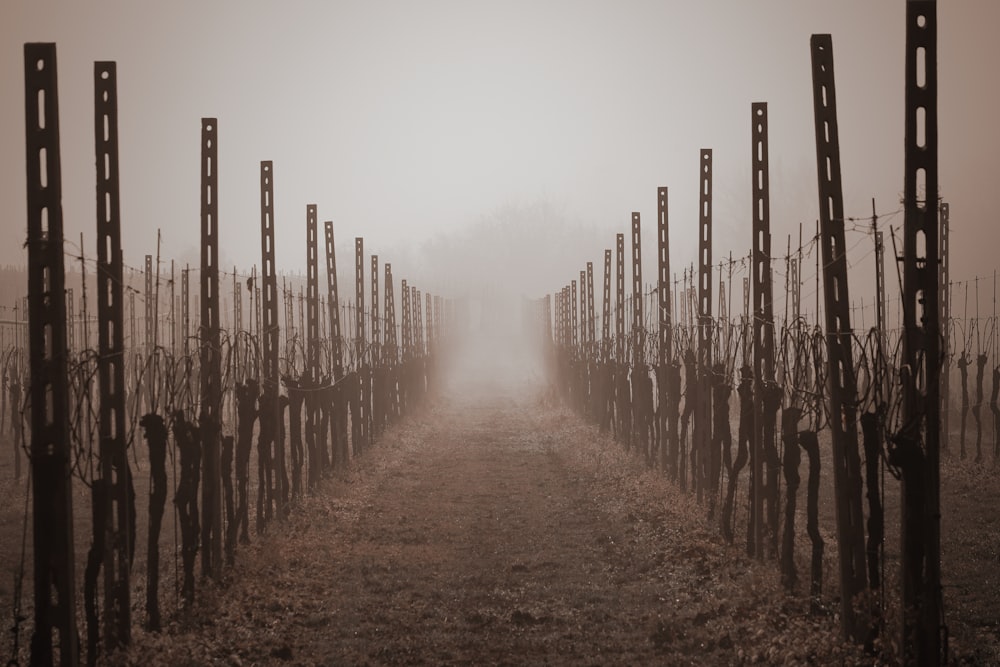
[1,339,998,665]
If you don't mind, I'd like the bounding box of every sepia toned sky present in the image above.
[1,1,997,311]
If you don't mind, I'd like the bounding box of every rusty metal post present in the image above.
[199,118,222,579]
[94,59,132,650]
[810,34,869,642]
[898,2,943,662]
[24,42,80,666]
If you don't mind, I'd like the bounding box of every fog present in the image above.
[2,1,999,313]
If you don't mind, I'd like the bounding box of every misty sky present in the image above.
[2,1,998,315]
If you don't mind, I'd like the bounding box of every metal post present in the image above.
[751,105,776,558]
[145,254,154,356]
[414,287,424,356]
[571,280,578,351]
[658,187,672,366]
[586,264,595,349]
[199,117,222,579]
[355,238,365,365]
[66,289,74,355]
[809,34,869,642]
[632,214,643,362]
[306,206,319,381]
[95,59,132,650]
[401,279,411,361]
[696,151,714,502]
[324,221,342,377]
[940,203,950,446]
[898,2,942,662]
[24,42,80,666]
[371,255,380,365]
[616,233,625,363]
[260,162,284,513]
[603,249,612,359]
[385,264,397,364]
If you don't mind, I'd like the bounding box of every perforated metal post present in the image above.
[940,203,949,450]
[586,262,595,350]
[414,287,424,356]
[401,279,411,361]
[385,265,398,419]
[260,162,284,513]
[631,213,643,364]
[696,151,714,501]
[658,187,672,366]
[616,233,625,363]
[170,261,176,355]
[426,292,434,355]
[95,59,131,650]
[182,266,190,357]
[899,3,942,661]
[751,105,775,558]
[579,272,587,352]
[810,34,868,642]
[323,221,342,377]
[199,118,222,579]
[603,249,612,359]
[385,264,397,364]
[355,238,365,366]
[571,280,578,351]
[790,257,800,324]
[66,289,74,355]
[435,295,443,350]
[24,43,79,666]
[554,289,562,350]
[544,294,552,345]
[371,255,380,365]
[145,254,154,356]
[306,206,319,382]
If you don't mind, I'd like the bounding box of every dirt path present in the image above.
[112,365,861,666]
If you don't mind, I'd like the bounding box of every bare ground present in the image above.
[2,349,998,664]
[104,372,864,666]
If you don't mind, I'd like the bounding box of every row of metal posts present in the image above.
[21,44,453,666]
[541,8,944,661]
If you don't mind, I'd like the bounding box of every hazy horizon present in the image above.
[3,1,998,316]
